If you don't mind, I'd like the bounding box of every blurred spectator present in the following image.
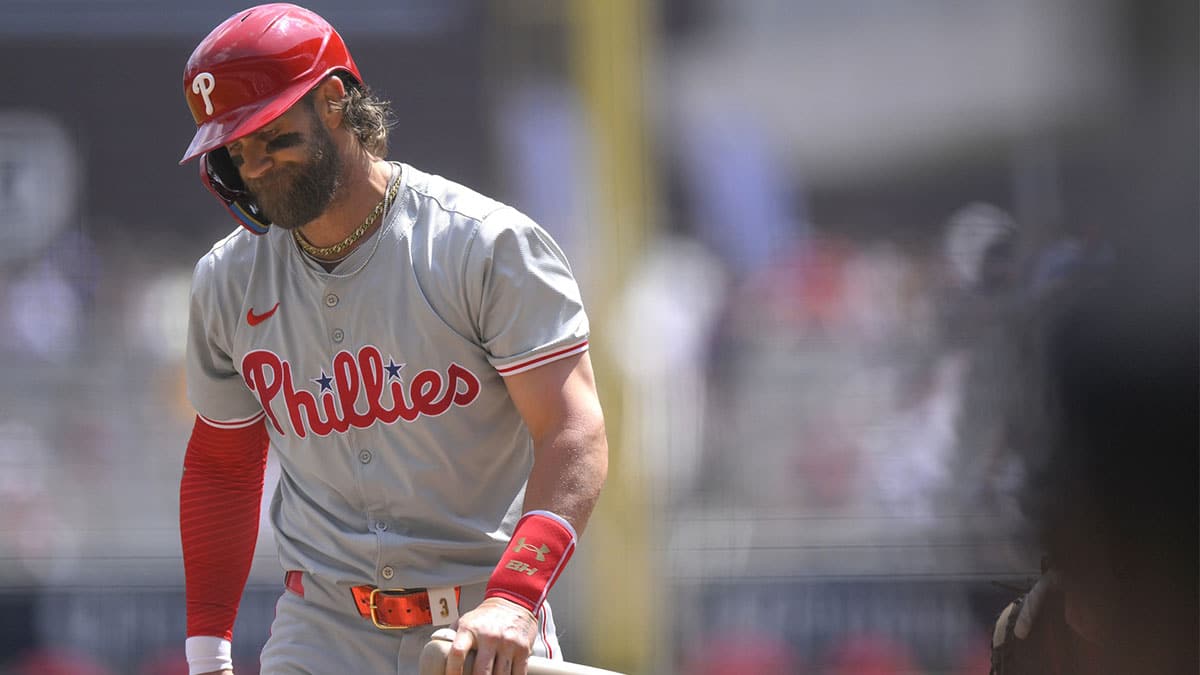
[940,202,1018,296]
[866,352,962,524]
[609,234,728,505]
[934,203,1027,517]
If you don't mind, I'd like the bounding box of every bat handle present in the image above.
[419,631,471,675]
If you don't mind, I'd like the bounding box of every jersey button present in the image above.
[381,566,394,580]
[324,293,339,307]
[358,450,372,464]
[332,328,345,343]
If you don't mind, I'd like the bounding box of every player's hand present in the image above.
[1014,570,1059,639]
[445,597,538,675]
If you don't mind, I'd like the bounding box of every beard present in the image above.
[246,120,342,230]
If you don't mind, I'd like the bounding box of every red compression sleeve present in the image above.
[485,511,577,613]
[180,414,269,641]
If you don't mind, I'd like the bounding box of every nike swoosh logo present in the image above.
[247,302,280,326]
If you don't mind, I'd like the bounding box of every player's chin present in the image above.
[254,195,323,231]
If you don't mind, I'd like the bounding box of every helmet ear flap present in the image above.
[206,146,244,191]
[200,149,271,234]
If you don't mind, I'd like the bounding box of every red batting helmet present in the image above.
[180,4,362,233]
[181,3,360,164]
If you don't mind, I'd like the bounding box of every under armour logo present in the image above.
[192,72,216,116]
[512,537,551,562]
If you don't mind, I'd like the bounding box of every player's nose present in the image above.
[237,141,275,181]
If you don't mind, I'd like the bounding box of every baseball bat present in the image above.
[419,633,626,675]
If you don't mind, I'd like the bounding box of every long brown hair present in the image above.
[325,73,395,158]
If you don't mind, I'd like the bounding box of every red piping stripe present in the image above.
[540,605,553,659]
[200,411,266,430]
[496,340,588,375]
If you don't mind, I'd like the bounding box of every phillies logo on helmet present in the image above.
[191,72,216,116]
[241,345,482,437]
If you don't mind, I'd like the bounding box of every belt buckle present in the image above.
[368,587,415,630]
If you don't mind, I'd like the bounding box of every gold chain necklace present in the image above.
[292,168,402,259]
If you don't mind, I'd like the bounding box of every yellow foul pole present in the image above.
[568,0,656,672]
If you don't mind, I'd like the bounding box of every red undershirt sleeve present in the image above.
[179,414,270,641]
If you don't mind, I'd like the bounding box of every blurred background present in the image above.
[0,0,1194,673]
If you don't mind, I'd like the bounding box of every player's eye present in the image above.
[266,133,303,153]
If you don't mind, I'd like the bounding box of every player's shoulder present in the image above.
[403,163,513,229]
[191,226,268,290]
[401,163,550,258]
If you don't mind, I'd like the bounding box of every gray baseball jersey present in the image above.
[186,162,589,590]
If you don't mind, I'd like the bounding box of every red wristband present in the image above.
[485,510,577,613]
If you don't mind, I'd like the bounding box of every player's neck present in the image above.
[295,156,393,253]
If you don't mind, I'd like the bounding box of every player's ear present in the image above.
[313,75,348,129]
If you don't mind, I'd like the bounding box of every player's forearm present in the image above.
[181,465,263,634]
[180,416,269,644]
[484,416,604,616]
[522,413,608,535]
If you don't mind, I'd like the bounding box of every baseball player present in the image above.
[176,5,608,675]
